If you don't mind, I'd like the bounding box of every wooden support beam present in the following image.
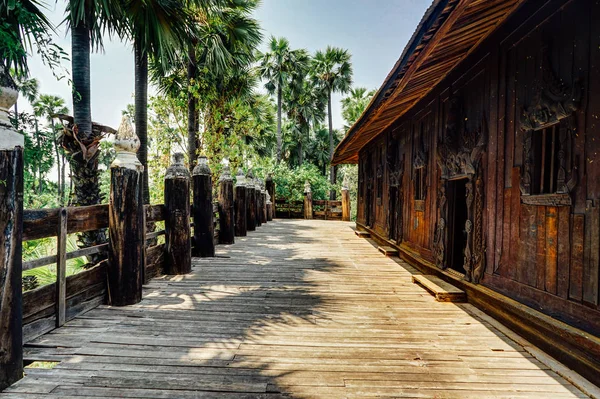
[246,171,256,231]
[218,165,234,245]
[234,168,247,237]
[0,86,24,390]
[56,208,67,326]
[304,181,313,220]
[108,116,144,306]
[192,156,215,257]
[265,173,275,218]
[412,275,467,302]
[164,153,191,274]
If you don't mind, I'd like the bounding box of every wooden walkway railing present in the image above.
[0,117,269,391]
[274,180,351,221]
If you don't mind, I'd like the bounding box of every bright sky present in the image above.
[21,0,431,132]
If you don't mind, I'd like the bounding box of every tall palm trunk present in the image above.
[35,117,42,194]
[187,44,197,172]
[135,40,150,205]
[276,85,282,163]
[51,119,61,202]
[69,20,106,263]
[328,91,336,200]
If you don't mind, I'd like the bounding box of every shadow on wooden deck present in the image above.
[1,220,593,398]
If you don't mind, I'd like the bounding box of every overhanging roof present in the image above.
[332,0,525,165]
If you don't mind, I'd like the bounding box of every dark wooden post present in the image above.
[246,170,256,231]
[164,153,191,274]
[193,155,215,257]
[266,173,275,218]
[254,178,262,228]
[108,116,145,306]
[260,181,267,224]
[304,180,313,219]
[342,174,351,222]
[234,168,247,237]
[0,83,24,391]
[218,164,234,244]
[266,191,273,221]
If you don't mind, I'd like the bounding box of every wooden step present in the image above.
[412,275,466,302]
[354,230,370,238]
[377,246,398,256]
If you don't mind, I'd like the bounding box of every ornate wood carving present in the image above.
[434,96,487,284]
[413,132,427,200]
[519,56,580,199]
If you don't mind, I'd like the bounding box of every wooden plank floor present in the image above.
[2,220,592,398]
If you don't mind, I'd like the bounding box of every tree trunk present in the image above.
[328,92,336,200]
[187,45,197,173]
[51,119,61,203]
[134,41,150,205]
[276,85,282,163]
[69,21,106,262]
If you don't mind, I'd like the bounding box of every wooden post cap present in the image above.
[112,116,142,170]
[246,169,254,187]
[342,173,349,191]
[193,155,211,176]
[165,153,190,179]
[219,164,233,182]
[0,76,23,149]
[235,168,246,187]
[304,180,311,194]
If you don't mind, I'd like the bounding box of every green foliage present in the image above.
[271,163,333,202]
[341,87,375,130]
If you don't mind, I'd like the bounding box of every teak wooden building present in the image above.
[333,0,600,384]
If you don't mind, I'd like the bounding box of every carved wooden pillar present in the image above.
[164,153,191,275]
[254,178,262,228]
[0,79,24,391]
[266,191,273,221]
[304,180,313,219]
[234,168,247,237]
[266,173,275,218]
[246,170,256,231]
[108,116,145,306]
[193,155,215,257]
[341,174,351,221]
[218,164,234,244]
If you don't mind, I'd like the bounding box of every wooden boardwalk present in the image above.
[2,220,592,398]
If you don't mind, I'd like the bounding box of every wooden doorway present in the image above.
[447,178,468,274]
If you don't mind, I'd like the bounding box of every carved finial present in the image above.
[0,73,23,149]
[165,152,190,179]
[219,164,232,182]
[111,115,142,170]
[342,173,349,191]
[260,179,266,193]
[246,169,254,188]
[266,191,272,205]
[304,180,311,194]
[266,172,273,182]
[193,155,211,176]
[235,168,246,187]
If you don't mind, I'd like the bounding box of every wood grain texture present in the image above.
[2,220,591,398]
[0,148,24,391]
[234,186,247,237]
[192,174,215,257]
[164,170,191,275]
[218,178,234,245]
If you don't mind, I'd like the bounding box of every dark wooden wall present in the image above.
[357,0,600,336]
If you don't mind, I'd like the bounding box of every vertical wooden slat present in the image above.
[569,214,584,301]
[56,207,67,327]
[535,205,546,289]
[545,206,558,295]
[556,206,571,298]
[583,201,599,305]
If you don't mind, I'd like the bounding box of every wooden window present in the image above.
[531,124,560,195]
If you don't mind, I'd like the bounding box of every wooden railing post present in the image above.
[342,174,351,222]
[192,155,215,257]
[246,170,256,231]
[218,164,234,244]
[234,168,247,237]
[304,180,313,219]
[164,153,191,274]
[108,116,144,306]
[266,173,275,218]
[260,180,267,224]
[0,80,24,391]
[266,191,273,221]
[56,208,67,326]
[254,178,262,228]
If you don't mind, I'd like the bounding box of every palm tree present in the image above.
[35,94,69,204]
[258,36,309,163]
[65,0,123,253]
[311,46,353,199]
[12,76,39,130]
[122,0,195,204]
[341,87,375,130]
